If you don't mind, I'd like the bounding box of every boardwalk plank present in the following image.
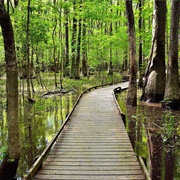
[37,170,143,175]
[40,165,142,171]
[49,151,135,155]
[47,155,136,159]
[42,161,140,166]
[35,174,145,180]
[51,148,134,152]
[55,143,132,146]
[45,157,138,162]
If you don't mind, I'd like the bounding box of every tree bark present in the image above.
[146,126,163,180]
[52,17,58,88]
[0,1,21,179]
[141,0,166,102]
[82,20,88,77]
[75,0,82,79]
[26,0,31,98]
[108,0,113,76]
[164,0,180,104]
[63,0,70,77]
[138,0,144,89]
[125,0,137,106]
[70,1,77,79]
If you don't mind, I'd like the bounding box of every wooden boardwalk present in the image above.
[33,82,145,180]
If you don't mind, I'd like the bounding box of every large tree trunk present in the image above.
[125,0,137,106]
[0,1,21,179]
[164,0,180,107]
[141,0,166,102]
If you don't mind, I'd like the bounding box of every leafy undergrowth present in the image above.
[31,72,122,96]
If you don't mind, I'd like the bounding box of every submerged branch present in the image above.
[41,88,76,98]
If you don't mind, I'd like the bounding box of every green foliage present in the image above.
[8,158,15,163]
[161,112,177,146]
[0,146,7,160]
[0,0,174,74]
[135,141,148,158]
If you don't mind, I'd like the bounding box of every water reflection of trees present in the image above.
[126,104,178,180]
[0,91,78,178]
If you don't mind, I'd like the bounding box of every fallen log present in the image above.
[41,88,76,98]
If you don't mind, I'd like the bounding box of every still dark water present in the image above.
[17,92,80,178]
[117,91,180,180]
[0,83,81,178]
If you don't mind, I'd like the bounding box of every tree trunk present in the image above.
[26,0,31,98]
[146,125,163,180]
[82,20,88,77]
[75,1,82,79]
[52,18,58,88]
[108,48,113,76]
[30,48,35,93]
[0,1,21,179]
[164,0,180,106]
[122,50,128,71]
[141,0,166,102]
[58,3,63,89]
[70,1,77,79]
[63,0,70,77]
[164,146,175,180]
[138,0,144,89]
[125,0,137,106]
[35,48,44,89]
[108,1,113,76]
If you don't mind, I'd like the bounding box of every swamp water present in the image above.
[117,91,180,180]
[0,83,81,178]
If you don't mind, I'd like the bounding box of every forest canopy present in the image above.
[0,0,154,77]
[0,1,179,103]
